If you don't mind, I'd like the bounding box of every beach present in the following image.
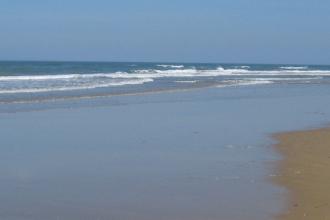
[2,0,330,218]
[274,128,330,220]
[1,62,330,219]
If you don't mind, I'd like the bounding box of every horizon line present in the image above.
[0,59,329,66]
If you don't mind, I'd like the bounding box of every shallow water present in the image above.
[1,84,330,220]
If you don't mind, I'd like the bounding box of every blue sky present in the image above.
[1,0,330,64]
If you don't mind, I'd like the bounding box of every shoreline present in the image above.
[0,82,227,105]
[273,127,330,219]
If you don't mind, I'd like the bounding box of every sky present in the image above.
[0,0,330,64]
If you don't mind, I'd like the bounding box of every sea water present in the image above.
[1,61,330,104]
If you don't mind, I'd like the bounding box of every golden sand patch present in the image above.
[274,128,330,220]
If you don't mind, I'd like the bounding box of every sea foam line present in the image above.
[157,64,184,68]
[0,78,153,94]
[1,67,330,82]
[280,66,308,70]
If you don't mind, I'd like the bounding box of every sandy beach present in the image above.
[1,0,330,219]
[274,128,330,220]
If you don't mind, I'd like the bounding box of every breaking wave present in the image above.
[157,64,184,68]
[280,66,308,70]
[0,66,328,95]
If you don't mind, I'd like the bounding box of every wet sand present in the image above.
[274,128,330,220]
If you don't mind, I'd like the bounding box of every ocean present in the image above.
[1,61,330,103]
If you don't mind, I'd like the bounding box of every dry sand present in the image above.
[274,128,330,220]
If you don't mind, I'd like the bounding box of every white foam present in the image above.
[109,69,208,78]
[157,64,184,68]
[217,79,274,88]
[240,77,322,81]
[212,69,330,76]
[0,78,153,94]
[175,80,198,83]
[0,73,121,81]
[110,68,232,78]
[233,65,251,69]
[234,80,274,86]
[1,68,329,82]
[0,67,328,95]
[280,66,308,70]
